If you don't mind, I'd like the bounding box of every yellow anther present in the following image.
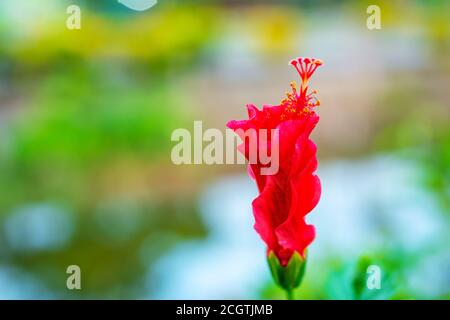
[290,81,297,90]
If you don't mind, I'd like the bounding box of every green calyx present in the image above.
[267,251,307,293]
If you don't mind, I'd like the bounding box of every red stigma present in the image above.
[290,57,323,96]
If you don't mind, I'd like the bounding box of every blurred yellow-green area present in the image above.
[0,0,449,299]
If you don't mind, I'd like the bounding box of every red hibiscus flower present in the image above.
[227,57,322,295]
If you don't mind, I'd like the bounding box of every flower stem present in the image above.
[285,289,294,300]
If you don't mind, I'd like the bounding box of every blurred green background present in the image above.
[0,0,448,299]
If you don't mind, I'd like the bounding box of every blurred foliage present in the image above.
[0,63,192,209]
[419,127,450,211]
[0,0,449,299]
[373,80,450,213]
[324,257,395,300]
[2,4,218,73]
[0,3,215,298]
[1,199,205,298]
[0,62,207,297]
